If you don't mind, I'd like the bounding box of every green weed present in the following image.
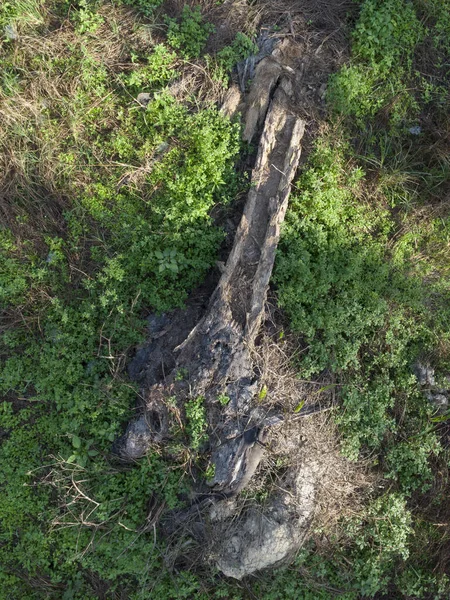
[73,0,105,34]
[0,2,246,595]
[123,44,177,92]
[211,32,257,83]
[185,396,208,450]
[217,393,230,406]
[166,5,215,59]
[118,0,163,17]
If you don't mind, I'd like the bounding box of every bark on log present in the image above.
[112,53,315,579]
[115,58,305,503]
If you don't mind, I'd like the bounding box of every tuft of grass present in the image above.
[185,395,208,450]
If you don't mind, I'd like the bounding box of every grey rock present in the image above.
[155,142,169,154]
[113,399,168,460]
[414,362,435,387]
[45,251,57,264]
[4,24,17,40]
[209,498,237,522]
[113,415,153,460]
[208,424,263,490]
[427,392,448,410]
[214,460,317,579]
[136,92,152,107]
[414,362,449,411]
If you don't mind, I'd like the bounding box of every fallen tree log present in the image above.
[116,66,304,453]
[114,55,313,577]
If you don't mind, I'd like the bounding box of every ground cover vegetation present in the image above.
[274,0,450,596]
[0,0,450,598]
[0,1,248,597]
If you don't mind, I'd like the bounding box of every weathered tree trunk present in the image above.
[116,74,305,462]
[110,21,361,578]
[113,58,314,580]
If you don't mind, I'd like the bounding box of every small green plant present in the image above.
[175,368,188,381]
[124,44,177,91]
[217,393,230,406]
[212,32,257,82]
[258,385,268,401]
[166,5,215,58]
[185,396,208,450]
[353,0,423,71]
[118,0,163,17]
[73,0,104,34]
[67,434,99,468]
[205,463,215,481]
[154,248,179,273]
[427,0,450,55]
[0,64,21,95]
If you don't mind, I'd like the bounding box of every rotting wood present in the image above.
[112,39,329,581]
[115,75,305,474]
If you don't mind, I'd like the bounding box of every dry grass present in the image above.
[0,0,355,247]
[0,5,140,244]
[167,60,228,104]
[249,317,376,532]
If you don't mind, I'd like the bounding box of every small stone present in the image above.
[155,142,169,154]
[146,312,169,335]
[113,402,168,460]
[46,251,57,264]
[414,362,435,387]
[4,24,18,40]
[319,83,327,100]
[209,498,236,522]
[136,92,152,107]
[430,393,448,409]
[409,125,422,135]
